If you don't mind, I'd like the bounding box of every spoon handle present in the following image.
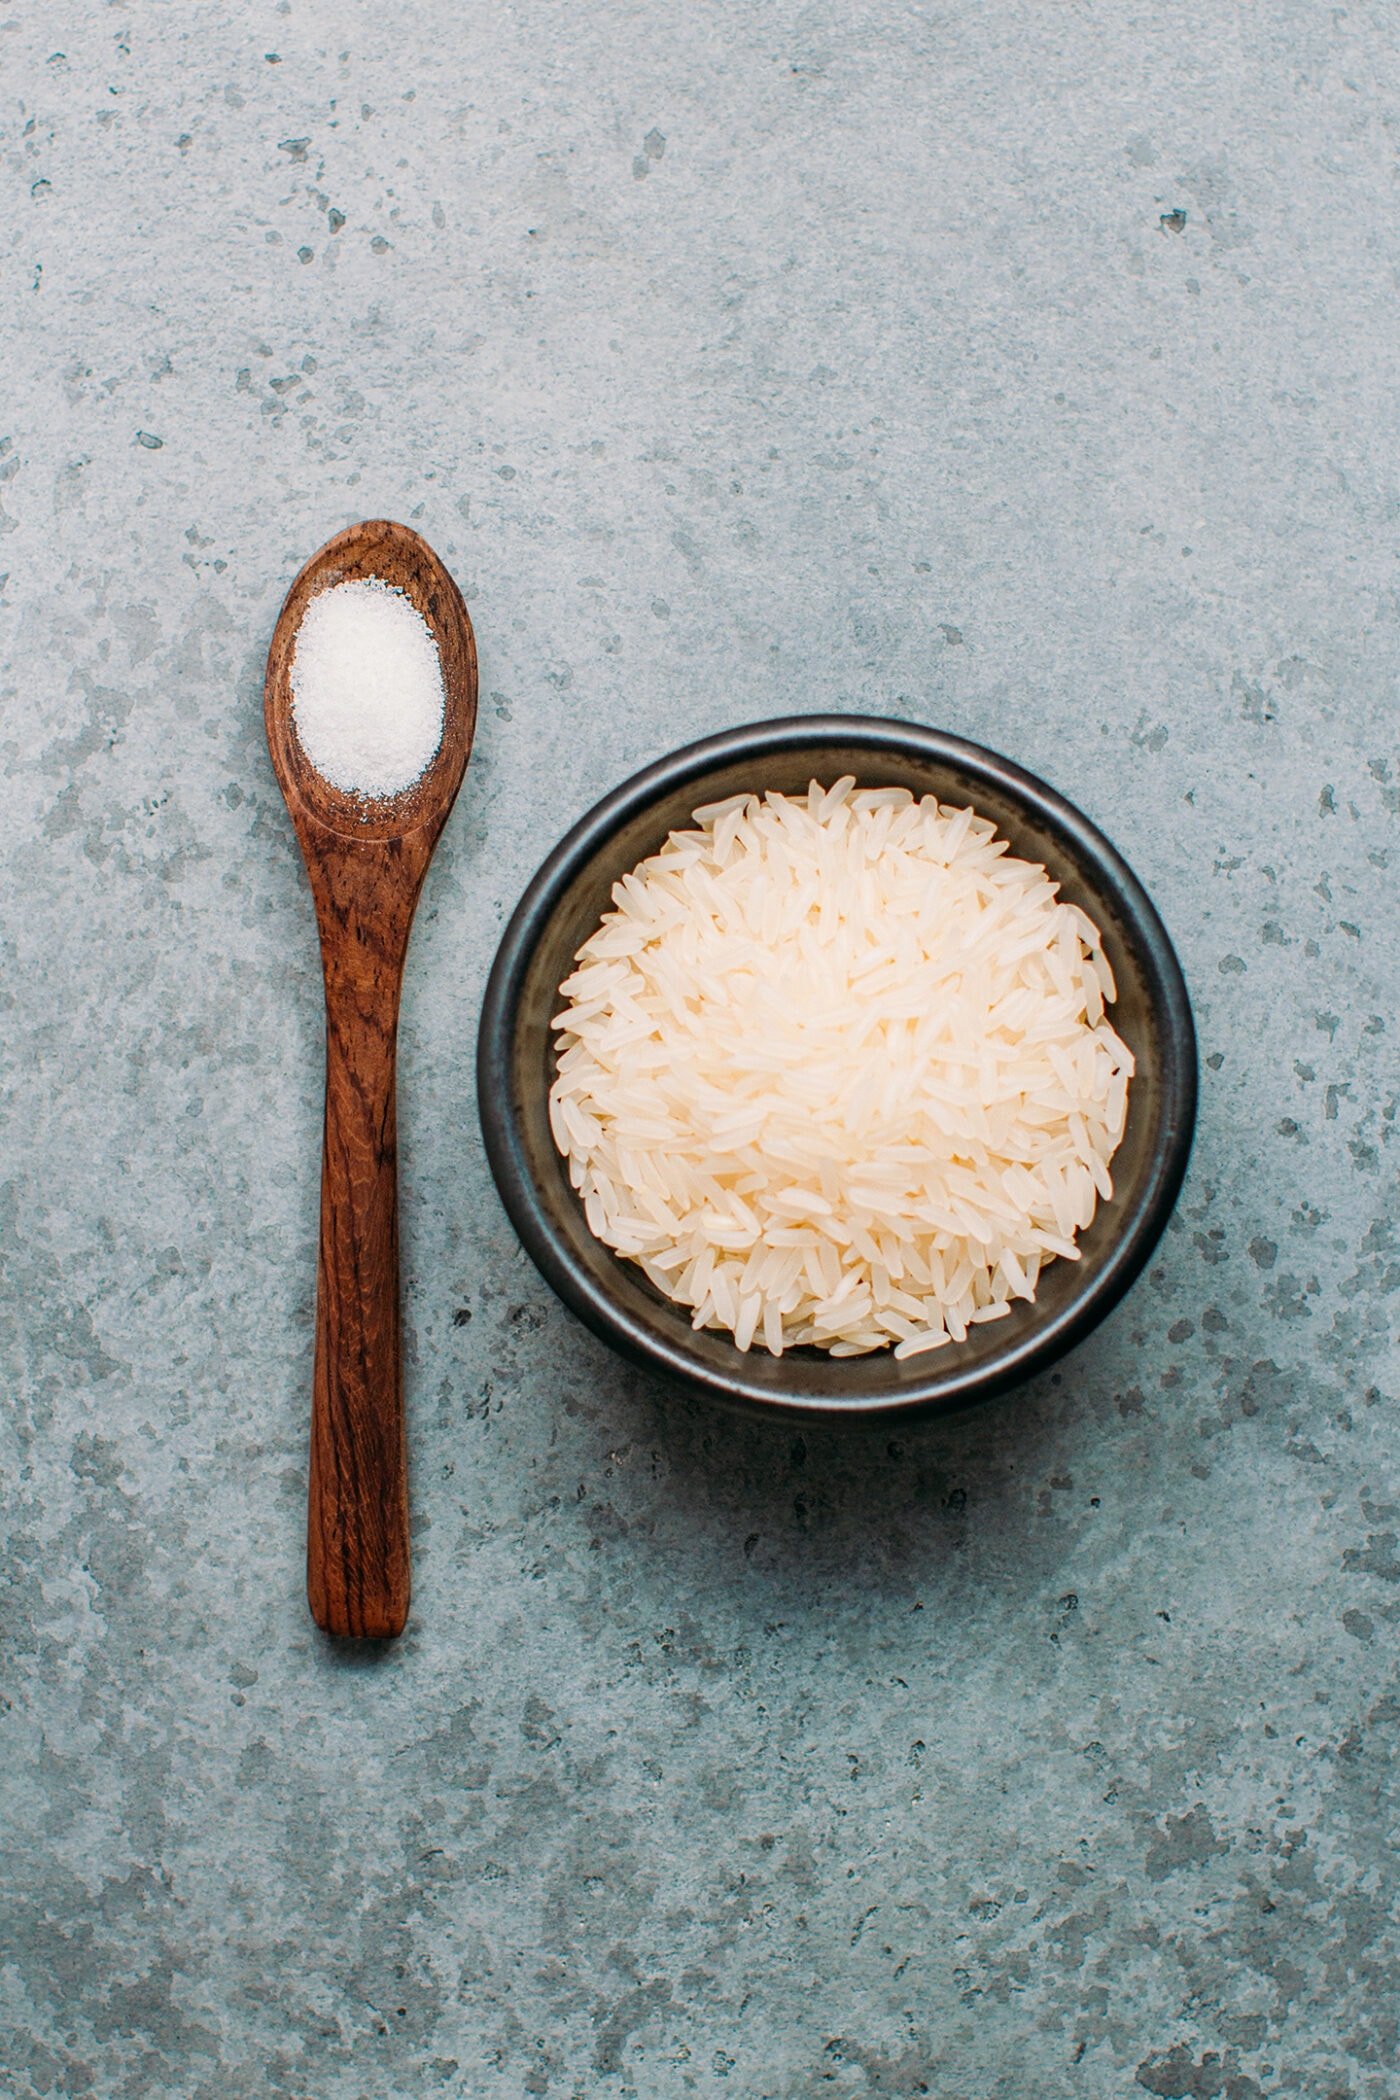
[306,856,421,1638]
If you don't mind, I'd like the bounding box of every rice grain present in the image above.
[549,781,1133,1357]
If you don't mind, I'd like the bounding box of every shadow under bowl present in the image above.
[477,716,1196,1422]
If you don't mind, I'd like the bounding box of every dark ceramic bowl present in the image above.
[478,717,1196,1422]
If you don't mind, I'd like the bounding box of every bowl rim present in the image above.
[477,714,1197,1421]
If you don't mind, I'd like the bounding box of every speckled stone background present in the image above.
[3,4,1397,2096]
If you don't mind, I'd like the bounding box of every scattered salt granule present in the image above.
[290,577,444,799]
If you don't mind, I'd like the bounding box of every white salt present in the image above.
[290,577,444,799]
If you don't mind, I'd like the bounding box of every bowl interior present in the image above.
[486,727,1194,1415]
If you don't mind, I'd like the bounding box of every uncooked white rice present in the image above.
[549,780,1133,1358]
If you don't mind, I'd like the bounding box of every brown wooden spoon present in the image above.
[264,520,477,1639]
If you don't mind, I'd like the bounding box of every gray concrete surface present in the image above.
[3,4,1397,2095]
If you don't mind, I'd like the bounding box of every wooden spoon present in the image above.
[264,520,478,1638]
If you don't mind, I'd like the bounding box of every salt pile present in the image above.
[290,577,444,799]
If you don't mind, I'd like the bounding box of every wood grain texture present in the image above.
[264,521,477,1638]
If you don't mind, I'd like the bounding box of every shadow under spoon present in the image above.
[264,519,478,1638]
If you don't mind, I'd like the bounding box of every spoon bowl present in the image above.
[265,520,477,843]
[265,520,477,1637]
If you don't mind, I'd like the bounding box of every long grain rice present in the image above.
[549,781,1133,1357]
